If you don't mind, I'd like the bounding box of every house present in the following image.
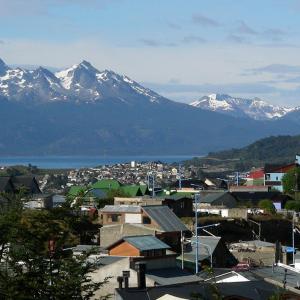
[114,197,163,206]
[24,193,53,209]
[68,185,86,197]
[11,176,41,194]
[232,191,291,209]
[100,205,190,252]
[177,236,237,270]
[92,179,122,190]
[115,278,292,300]
[229,240,291,266]
[264,163,296,192]
[106,235,170,257]
[89,256,200,299]
[200,192,237,208]
[163,194,193,217]
[121,185,149,197]
[0,176,15,193]
[171,179,207,190]
[114,194,193,218]
[99,205,141,225]
[245,168,265,186]
[0,176,41,195]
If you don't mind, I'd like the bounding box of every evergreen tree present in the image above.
[0,193,109,300]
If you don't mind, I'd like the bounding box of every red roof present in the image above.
[247,168,264,179]
[265,163,295,173]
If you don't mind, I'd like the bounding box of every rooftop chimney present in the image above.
[117,276,123,289]
[122,270,130,289]
[135,262,146,290]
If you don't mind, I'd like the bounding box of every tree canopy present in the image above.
[282,167,300,196]
[0,193,108,300]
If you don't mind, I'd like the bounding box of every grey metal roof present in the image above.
[142,205,189,232]
[100,205,141,213]
[251,266,300,290]
[97,256,125,266]
[146,268,200,285]
[231,240,275,248]
[124,235,170,251]
[201,192,227,203]
[72,245,100,252]
[116,280,282,300]
[0,177,11,191]
[181,236,221,262]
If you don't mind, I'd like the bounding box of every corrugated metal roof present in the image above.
[124,235,170,251]
[100,205,141,213]
[201,192,227,203]
[142,206,189,232]
[179,236,221,262]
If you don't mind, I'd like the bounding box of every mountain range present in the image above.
[1,58,300,156]
[189,93,296,120]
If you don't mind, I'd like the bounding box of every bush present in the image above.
[258,199,276,215]
[285,200,300,212]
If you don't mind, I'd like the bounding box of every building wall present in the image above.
[109,241,140,256]
[265,172,284,192]
[131,255,177,270]
[228,208,248,220]
[101,212,141,225]
[163,198,193,217]
[125,213,142,223]
[100,224,157,247]
[114,197,163,206]
[231,248,275,266]
[114,197,143,205]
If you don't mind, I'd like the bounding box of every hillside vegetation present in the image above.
[185,135,300,171]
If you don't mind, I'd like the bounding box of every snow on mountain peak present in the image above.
[189,93,294,120]
[0,58,166,104]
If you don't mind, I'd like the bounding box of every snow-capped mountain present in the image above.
[1,59,300,156]
[190,93,295,120]
[0,58,166,104]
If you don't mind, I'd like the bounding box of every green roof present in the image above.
[165,192,193,201]
[121,185,144,197]
[68,186,86,197]
[91,179,121,190]
[155,191,193,199]
[139,185,148,195]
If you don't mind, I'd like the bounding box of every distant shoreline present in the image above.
[0,155,204,169]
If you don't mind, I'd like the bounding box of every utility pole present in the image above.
[152,174,155,197]
[195,193,199,274]
[293,212,295,266]
[248,219,261,240]
[181,231,184,270]
[179,164,182,190]
[295,159,299,201]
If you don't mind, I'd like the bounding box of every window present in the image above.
[142,216,151,224]
[110,214,121,222]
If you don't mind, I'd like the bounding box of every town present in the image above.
[1,155,300,299]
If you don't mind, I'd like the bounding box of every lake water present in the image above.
[0,155,200,169]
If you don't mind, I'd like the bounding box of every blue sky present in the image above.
[1,0,300,106]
